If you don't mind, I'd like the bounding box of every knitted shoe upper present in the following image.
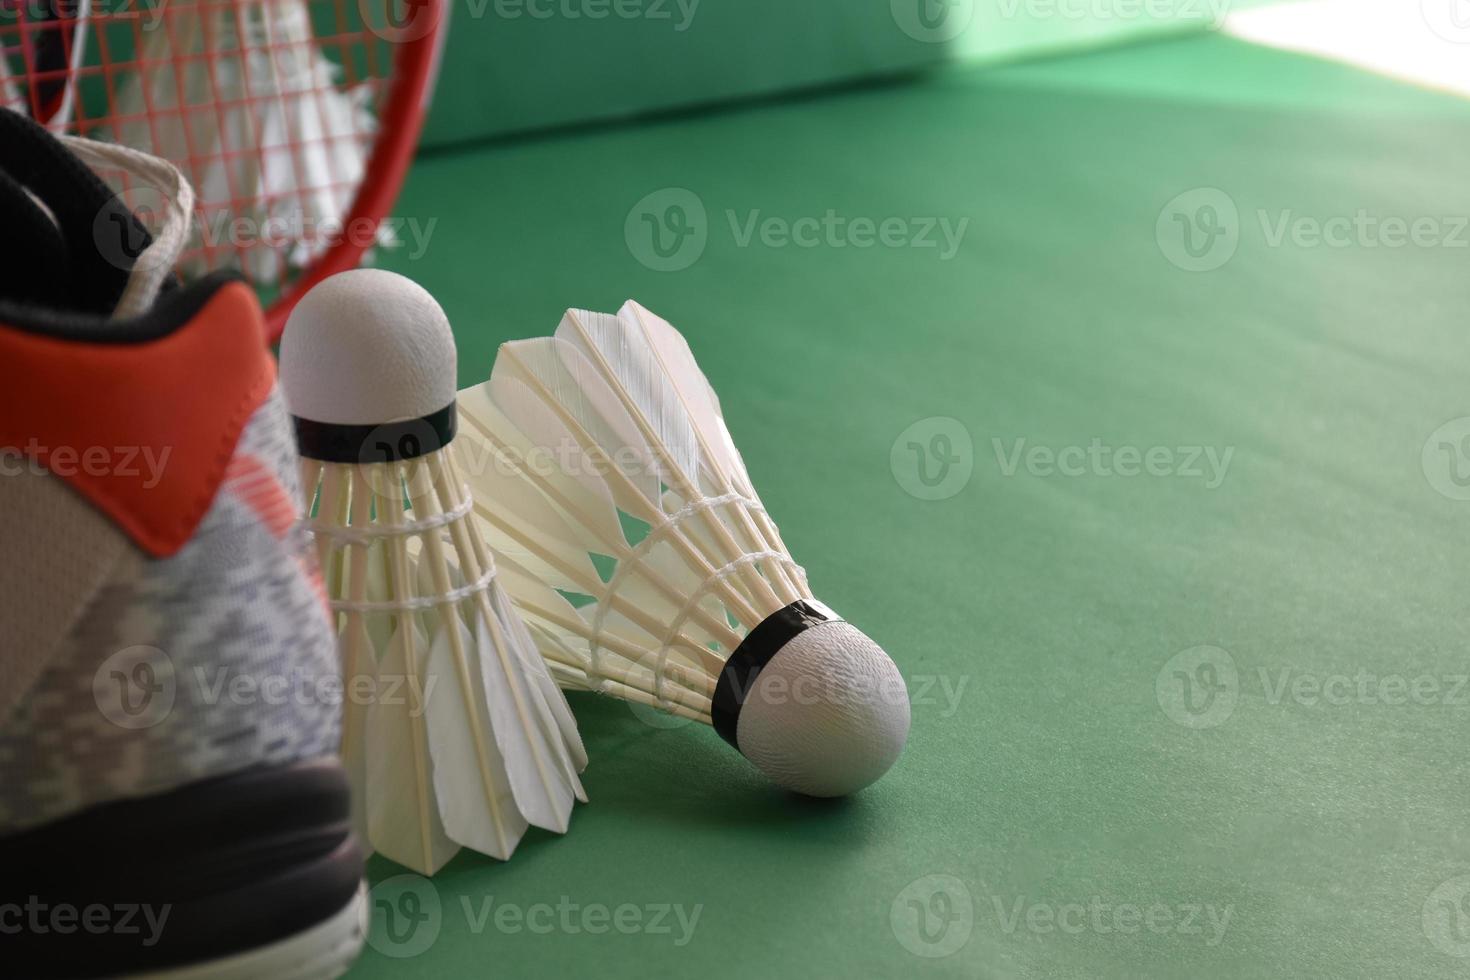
[0,387,343,833]
[0,110,342,834]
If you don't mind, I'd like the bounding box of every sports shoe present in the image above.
[0,110,366,978]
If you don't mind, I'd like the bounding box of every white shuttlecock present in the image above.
[112,0,384,282]
[0,49,20,114]
[455,301,910,798]
[280,269,587,876]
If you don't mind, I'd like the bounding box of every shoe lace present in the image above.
[59,136,195,320]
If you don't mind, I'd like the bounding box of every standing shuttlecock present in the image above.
[279,269,587,876]
[455,301,910,798]
[112,0,381,282]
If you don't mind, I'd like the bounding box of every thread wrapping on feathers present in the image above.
[456,301,910,798]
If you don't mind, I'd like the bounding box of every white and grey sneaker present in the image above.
[0,109,366,979]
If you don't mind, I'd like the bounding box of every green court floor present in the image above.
[355,32,1470,979]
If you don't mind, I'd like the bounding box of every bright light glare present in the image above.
[1225,0,1470,100]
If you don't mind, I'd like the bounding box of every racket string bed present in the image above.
[0,0,441,337]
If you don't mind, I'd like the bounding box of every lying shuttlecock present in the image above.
[280,269,587,875]
[456,301,911,798]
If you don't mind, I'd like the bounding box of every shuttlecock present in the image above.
[280,269,587,876]
[0,44,20,113]
[456,301,910,798]
[112,0,382,282]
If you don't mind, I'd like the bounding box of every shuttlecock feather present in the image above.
[0,45,20,113]
[112,0,385,282]
[280,269,586,875]
[456,301,910,798]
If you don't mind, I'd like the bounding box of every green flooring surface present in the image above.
[355,33,1470,979]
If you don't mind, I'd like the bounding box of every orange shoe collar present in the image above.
[0,281,277,557]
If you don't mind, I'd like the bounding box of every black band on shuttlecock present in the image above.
[711,599,841,751]
[292,402,457,464]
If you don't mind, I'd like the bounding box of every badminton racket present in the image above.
[0,0,446,340]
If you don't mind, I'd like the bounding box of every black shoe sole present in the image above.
[1,757,365,979]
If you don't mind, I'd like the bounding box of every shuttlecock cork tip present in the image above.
[280,270,458,463]
[716,603,911,797]
[280,268,456,427]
